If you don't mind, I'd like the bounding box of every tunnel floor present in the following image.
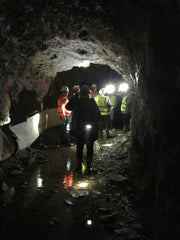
[0,129,151,240]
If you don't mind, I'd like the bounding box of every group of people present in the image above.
[57,83,133,174]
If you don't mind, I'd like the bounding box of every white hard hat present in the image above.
[61,86,69,92]
[99,88,105,95]
[91,84,96,88]
[72,85,80,91]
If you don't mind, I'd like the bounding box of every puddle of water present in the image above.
[0,146,108,240]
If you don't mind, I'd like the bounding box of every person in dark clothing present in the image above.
[66,85,101,174]
[72,85,80,96]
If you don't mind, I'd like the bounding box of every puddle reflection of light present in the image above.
[102,143,113,147]
[77,182,89,188]
[66,159,71,171]
[37,175,43,188]
[63,172,74,189]
[87,219,92,226]
[82,163,86,175]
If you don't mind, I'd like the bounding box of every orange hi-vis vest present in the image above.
[57,95,71,118]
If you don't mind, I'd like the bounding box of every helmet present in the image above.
[91,84,97,88]
[72,85,80,92]
[61,86,69,92]
[80,85,90,94]
[99,88,105,95]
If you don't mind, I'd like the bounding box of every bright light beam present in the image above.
[105,84,115,94]
[87,219,92,225]
[78,60,90,68]
[86,124,92,130]
[77,182,89,188]
[118,82,129,92]
[37,175,43,188]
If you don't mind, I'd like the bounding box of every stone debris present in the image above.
[20,181,28,188]
[69,188,89,198]
[0,168,4,176]
[0,130,150,239]
[52,189,59,194]
[10,169,23,175]
[88,131,149,239]
[97,207,114,214]
[92,190,101,195]
[0,147,47,179]
[1,182,8,192]
[64,199,74,206]
[100,211,119,223]
[37,156,49,164]
[1,185,15,206]
[114,227,139,239]
[130,223,143,231]
[49,217,58,226]
[108,174,128,183]
[27,157,36,166]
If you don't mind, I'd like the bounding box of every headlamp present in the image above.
[105,84,115,94]
[118,82,129,92]
[85,124,92,130]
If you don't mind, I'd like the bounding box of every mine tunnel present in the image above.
[0,1,179,240]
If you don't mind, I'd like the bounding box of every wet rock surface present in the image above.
[0,129,152,240]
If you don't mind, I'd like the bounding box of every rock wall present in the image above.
[0,0,134,125]
[129,2,180,239]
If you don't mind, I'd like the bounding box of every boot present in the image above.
[75,159,82,172]
[123,125,128,134]
[64,137,74,147]
[106,128,110,138]
[86,158,92,175]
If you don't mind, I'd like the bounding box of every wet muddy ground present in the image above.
[0,129,151,240]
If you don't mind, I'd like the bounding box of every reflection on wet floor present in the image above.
[0,142,108,240]
[0,130,148,240]
[63,171,74,189]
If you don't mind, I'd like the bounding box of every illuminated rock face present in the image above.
[0,1,179,237]
[0,0,135,123]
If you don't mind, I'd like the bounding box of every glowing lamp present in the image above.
[118,82,129,92]
[105,84,115,94]
[78,60,90,68]
[77,182,88,188]
[87,219,92,225]
[85,124,92,130]
[37,175,43,188]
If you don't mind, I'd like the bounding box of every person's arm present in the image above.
[66,97,77,111]
[106,97,112,109]
[57,98,65,118]
[92,99,101,121]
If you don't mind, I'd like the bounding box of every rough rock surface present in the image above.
[0,1,179,239]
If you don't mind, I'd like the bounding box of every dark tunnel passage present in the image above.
[0,0,180,240]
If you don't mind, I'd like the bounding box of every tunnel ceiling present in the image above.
[0,0,162,123]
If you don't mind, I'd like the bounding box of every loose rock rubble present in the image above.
[52,130,150,240]
[0,147,48,207]
[75,130,151,240]
[0,147,48,180]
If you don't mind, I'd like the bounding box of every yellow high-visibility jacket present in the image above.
[96,95,111,115]
[121,93,132,114]
[109,95,116,113]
